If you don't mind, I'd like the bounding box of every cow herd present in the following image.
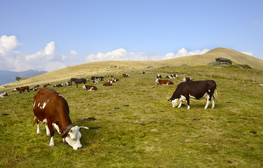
[1,71,217,150]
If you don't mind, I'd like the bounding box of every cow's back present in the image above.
[33,88,70,123]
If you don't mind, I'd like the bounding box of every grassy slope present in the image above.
[1,47,263,90]
[0,64,263,167]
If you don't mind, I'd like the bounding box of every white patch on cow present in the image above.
[45,124,50,135]
[65,126,83,150]
[40,102,47,110]
[49,136,55,146]
[171,99,178,108]
[33,101,36,109]
[82,85,86,89]
[53,123,61,134]
[37,123,40,134]
[89,87,94,91]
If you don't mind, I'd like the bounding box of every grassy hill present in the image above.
[1,47,262,90]
[0,49,263,167]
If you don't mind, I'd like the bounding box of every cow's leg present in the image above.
[178,100,182,108]
[186,96,190,110]
[204,94,211,109]
[36,120,41,134]
[47,120,55,146]
[211,95,215,109]
[45,123,50,135]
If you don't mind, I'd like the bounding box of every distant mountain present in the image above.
[0,69,47,86]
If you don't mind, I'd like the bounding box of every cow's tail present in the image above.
[214,89,218,102]
[32,117,38,125]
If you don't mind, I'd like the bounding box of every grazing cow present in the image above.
[156,74,162,78]
[103,81,112,87]
[32,88,89,150]
[168,80,217,109]
[155,79,174,85]
[123,73,129,77]
[0,92,8,98]
[70,78,87,88]
[14,86,30,93]
[65,81,72,86]
[33,85,40,88]
[53,84,63,87]
[82,85,97,91]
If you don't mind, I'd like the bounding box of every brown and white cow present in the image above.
[155,79,174,85]
[33,88,89,150]
[0,92,8,98]
[123,73,129,77]
[14,86,30,93]
[82,85,97,91]
[53,84,63,87]
[43,83,52,88]
[156,74,162,78]
[103,81,112,86]
[168,80,217,109]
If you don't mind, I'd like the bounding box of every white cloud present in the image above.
[162,48,209,60]
[70,50,78,55]
[0,35,73,72]
[241,51,253,56]
[0,35,21,55]
[25,41,57,62]
[85,48,161,62]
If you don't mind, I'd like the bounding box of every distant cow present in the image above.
[53,84,63,87]
[43,83,52,88]
[92,80,99,84]
[14,86,30,93]
[82,85,97,91]
[33,88,89,150]
[0,92,8,98]
[70,78,87,88]
[103,81,112,87]
[155,79,173,85]
[183,77,192,82]
[156,74,162,78]
[65,82,72,86]
[168,80,217,109]
[123,73,129,77]
[166,74,177,78]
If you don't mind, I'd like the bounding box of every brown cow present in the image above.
[103,81,112,86]
[82,85,97,91]
[53,84,63,87]
[155,79,173,85]
[14,86,30,93]
[33,88,89,150]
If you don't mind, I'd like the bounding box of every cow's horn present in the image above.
[79,126,89,130]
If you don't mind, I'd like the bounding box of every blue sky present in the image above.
[0,0,262,72]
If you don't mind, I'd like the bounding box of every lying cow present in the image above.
[14,86,30,93]
[168,80,217,109]
[82,85,97,91]
[65,81,72,86]
[53,84,63,87]
[156,74,162,78]
[155,79,174,85]
[0,92,8,98]
[103,81,112,86]
[166,74,177,78]
[123,73,129,77]
[33,88,89,150]
[43,83,52,88]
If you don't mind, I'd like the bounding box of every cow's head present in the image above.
[168,97,179,107]
[63,126,89,150]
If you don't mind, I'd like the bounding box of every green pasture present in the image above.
[0,65,263,167]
